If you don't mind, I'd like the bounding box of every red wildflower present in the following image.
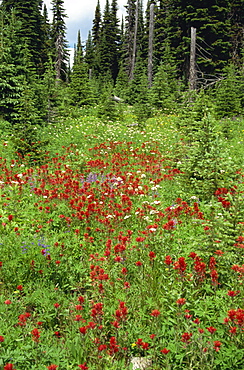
[78,363,88,370]
[0,335,4,342]
[17,285,23,291]
[98,344,107,351]
[210,269,218,286]
[206,326,217,334]
[54,303,60,308]
[77,296,85,304]
[47,365,58,370]
[149,251,156,260]
[135,261,142,266]
[174,257,187,274]
[229,326,237,334]
[213,341,222,352]
[111,320,120,328]
[215,250,224,256]
[8,215,13,221]
[4,364,16,370]
[108,336,119,355]
[164,255,173,265]
[209,257,216,270]
[75,305,83,310]
[188,252,197,259]
[150,309,160,317]
[121,267,127,275]
[31,328,41,342]
[4,300,11,305]
[160,348,170,354]
[142,342,149,350]
[176,298,186,306]
[181,332,192,343]
[227,290,240,297]
[79,326,87,335]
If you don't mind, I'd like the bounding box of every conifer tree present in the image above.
[92,0,102,47]
[51,0,69,82]
[98,0,120,83]
[1,0,45,75]
[84,30,95,73]
[69,31,94,106]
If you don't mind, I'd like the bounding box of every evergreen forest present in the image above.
[0,1,244,370]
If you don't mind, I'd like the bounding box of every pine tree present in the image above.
[84,30,95,74]
[51,0,69,82]
[1,0,46,75]
[41,3,52,70]
[69,31,94,106]
[92,0,102,47]
[98,0,120,83]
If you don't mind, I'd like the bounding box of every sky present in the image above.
[43,0,134,47]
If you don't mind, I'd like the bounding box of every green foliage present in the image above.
[178,111,238,201]
[149,44,183,113]
[214,64,243,118]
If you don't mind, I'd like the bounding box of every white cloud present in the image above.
[44,0,147,44]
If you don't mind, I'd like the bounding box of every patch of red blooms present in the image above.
[164,255,173,265]
[78,363,88,370]
[206,326,217,334]
[4,364,16,370]
[17,312,31,326]
[0,335,4,342]
[181,332,192,343]
[47,365,58,370]
[108,336,119,355]
[160,348,170,354]
[114,301,128,322]
[227,308,244,327]
[31,328,41,342]
[213,341,222,352]
[229,326,237,334]
[149,251,156,260]
[173,257,187,276]
[176,298,186,306]
[150,309,160,317]
[79,326,87,335]
[227,290,240,297]
[135,261,142,266]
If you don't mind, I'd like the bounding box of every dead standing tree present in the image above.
[129,0,139,80]
[189,26,197,90]
[148,3,155,88]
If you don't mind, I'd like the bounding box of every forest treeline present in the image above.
[0,0,244,140]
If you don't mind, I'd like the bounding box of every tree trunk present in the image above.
[148,3,155,88]
[129,0,139,80]
[189,27,196,90]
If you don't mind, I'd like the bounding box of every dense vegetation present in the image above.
[0,1,244,370]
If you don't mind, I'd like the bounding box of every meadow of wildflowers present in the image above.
[0,112,243,369]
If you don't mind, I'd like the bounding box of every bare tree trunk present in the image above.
[129,0,139,81]
[148,3,155,88]
[189,27,197,90]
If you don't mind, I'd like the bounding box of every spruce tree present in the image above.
[51,0,69,82]
[69,31,94,106]
[1,0,45,75]
[92,0,102,47]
